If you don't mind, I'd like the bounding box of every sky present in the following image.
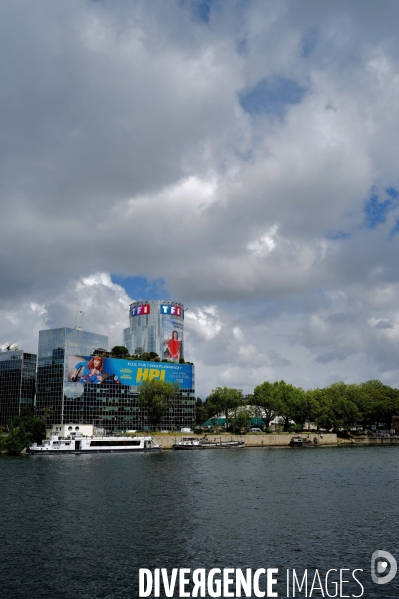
[1,0,399,398]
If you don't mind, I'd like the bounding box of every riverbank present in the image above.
[352,435,399,446]
[152,432,337,448]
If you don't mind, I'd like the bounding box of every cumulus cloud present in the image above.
[0,274,132,354]
[2,0,399,397]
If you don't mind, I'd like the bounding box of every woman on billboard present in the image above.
[167,330,181,362]
[71,356,105,384]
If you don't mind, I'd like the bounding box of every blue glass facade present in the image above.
[0,350,37,427]
[36,328,108,426]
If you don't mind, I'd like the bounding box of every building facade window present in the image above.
[0,350,36,427]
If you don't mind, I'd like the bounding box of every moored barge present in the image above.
[172,436,244,450]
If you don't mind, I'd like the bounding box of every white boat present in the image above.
[28,432,161,454]
[172,436,245,450]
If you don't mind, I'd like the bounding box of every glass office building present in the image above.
[36,327,195,431]
[36,328,108,426]
[0,350,37,427]
[123,300,185,361]
[68,368,196,432]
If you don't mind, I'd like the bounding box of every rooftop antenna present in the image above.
[74,311,84,330]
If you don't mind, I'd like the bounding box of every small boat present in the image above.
[289,435,319,447]
[28,432,161,454]
[172,435,245,450]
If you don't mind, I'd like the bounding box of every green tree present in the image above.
[111,346,129,358]
[4,428,31,455]
[275,380,308,432]
[343,383,374,431]
[4,408,46,455]
[8,408,46,444]
[314,383,360,431]
[3,427,32,455]
[39,406,53,424]
[195,397,207,426]
[137,379,178,431]
[360,380,399,430]
[205,387,244,430]
[252,381,281,428]
[230,406,254,434]
[301,390,321,428]
[382,386,399,430]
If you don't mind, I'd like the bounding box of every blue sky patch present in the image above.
[364,187,399,229]
[236,38,248,55]
[386,186,399,199]
[111,275,169,301]
[191,0,213,23]
[301,29,318,57]
[239,76,306,117]
[326,230,350,240]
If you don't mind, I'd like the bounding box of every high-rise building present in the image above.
[121,299,195,431]
[123,300,185,360]
[0,350,37,427]
[35,328,108,426]
[36,326,195,432]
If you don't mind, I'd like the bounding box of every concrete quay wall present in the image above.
[353,436,399,446]
[153,433,337,449]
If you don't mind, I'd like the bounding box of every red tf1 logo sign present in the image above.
[131,304,151,317]
[160,304,183,317]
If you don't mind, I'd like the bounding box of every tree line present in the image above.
[4,377,395,453]
[201,380,399,433]
[108,346,193,364]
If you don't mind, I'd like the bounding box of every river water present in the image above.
[1,446,398,599]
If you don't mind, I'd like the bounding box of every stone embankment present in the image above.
[153,433,337,449]
[352,435,399,446]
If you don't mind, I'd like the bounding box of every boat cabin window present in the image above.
[90,440,141,446]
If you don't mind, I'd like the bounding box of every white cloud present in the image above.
[185,306,222,340]
[247,225,278,256]
[0,274,133,355]
[1,1,399,397]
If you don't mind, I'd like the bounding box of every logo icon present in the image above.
[371,550,397,584]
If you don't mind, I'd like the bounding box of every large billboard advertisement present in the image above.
[68,355,193,388]
[163,316,184,362]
